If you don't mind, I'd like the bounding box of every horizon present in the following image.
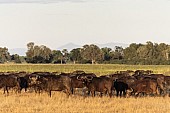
[1,0,170,51]
[8,42,129,56]
[8,41,170,56]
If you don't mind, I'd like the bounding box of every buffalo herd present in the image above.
[0,70,170,98]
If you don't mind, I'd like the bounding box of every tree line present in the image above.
[1,41,170,65]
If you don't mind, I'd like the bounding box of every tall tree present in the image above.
[0,47,11,63]
[101,47,112,61]
[70,48,82,64]
[124,43,142,60]
[157,43,169,60]
[26,42,52,63]
[51,50,64,64]
[11,54,21,63]
[62,49,69,63]
[113,46,124,60]
[81,44,103,64]
[26,42,35,62]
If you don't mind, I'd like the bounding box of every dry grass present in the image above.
[0,92,170,113]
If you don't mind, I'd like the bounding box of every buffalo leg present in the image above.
[108,92,112,98]
[91,91,95,97]
[104,90,107,96]
[100,92,103,97]
[108,89,112,98]
[120,91,122,97]
[3,87,6,94]
[17,87,21,94]
[71,88,74,94]
[66,89,71,97]
[3,86,8,95]
[123,90,126,97]
[25,88,27,92]
[48,90,52,97]
[116,90,119,97]
[87,90,90,96]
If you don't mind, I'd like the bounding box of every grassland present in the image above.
[1,64,170,76]
[0,92,170,113]
[0,64,170,113]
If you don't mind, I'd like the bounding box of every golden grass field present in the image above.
[0,64,170,113]
[1,92,170,113]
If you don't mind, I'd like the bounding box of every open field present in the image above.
[0,92,170,113]
[1,64,170,113]
[1,64,170,76]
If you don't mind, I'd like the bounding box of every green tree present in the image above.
[101,47,112,61]
[62,49,69,63]
[123,43,142,60]
[113,46,124,60]
[70,48,82,64]
[51,50,64,64]
[11,54,21,63]
[157,43,169,60]
[0,47,11,63]
[146,41,154,59]
[137,45,148,60]
[81,44,104,64]
[26,42,34,62]
[26,42,52,63]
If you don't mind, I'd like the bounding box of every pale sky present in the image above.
[0,0,170,50]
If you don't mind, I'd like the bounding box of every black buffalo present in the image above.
[113,79,128,97]
[17,76,29,93]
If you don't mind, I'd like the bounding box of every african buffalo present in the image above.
[113,79,128,97]
[128,79,159,97]
[80,76,113,97]
[0,74,20,95]
[35,74,72,97]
